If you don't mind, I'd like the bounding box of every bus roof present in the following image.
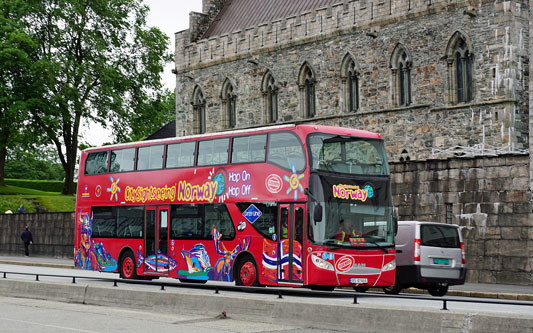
[83,123,382,153]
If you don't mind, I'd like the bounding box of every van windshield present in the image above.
[420,225,460,248]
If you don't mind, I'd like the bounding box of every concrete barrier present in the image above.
[0,279,532,332]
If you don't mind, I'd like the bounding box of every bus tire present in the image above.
[119,251,138,279]
[236,256,259,287]
[383,284,402,295]
[310,285,335,292]
[427,285,448,297]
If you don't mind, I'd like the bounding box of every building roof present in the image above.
[203,0,344,39]
[144,120,176,140]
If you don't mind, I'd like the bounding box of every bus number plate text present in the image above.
[349,278,368,284]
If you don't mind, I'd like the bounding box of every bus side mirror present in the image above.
[314,204,323,222]
[393,217,398,236]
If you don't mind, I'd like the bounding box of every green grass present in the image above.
[0,184,75,213]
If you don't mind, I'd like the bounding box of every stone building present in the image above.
[174,0,532,285]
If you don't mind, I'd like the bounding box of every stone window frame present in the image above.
[340,53,360,113]
[445,31,474,104]
[297,62,317,119]
[261,70,279,124]
[191,85,206,135]
[220,78,237,129]
[390,43,412,107]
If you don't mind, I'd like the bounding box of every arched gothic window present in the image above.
[262,71,278,123]
[341,54,359,112]
[221,79,236,129]
[298,63,316,118]
[446,32,473,103]
[191,86,206,134]
[390,44,412,107]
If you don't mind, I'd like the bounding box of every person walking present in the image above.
[17,204,26,213]
[20,226,33,257]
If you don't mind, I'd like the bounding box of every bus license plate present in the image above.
[350,278,368,284]
[433,258,449,265]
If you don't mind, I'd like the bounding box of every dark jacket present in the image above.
[21,229,33,244]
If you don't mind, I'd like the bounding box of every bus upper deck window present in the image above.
[137,145,164,171]
[85,151,109,175]
[110,148,135,173]
[231,134,267,164]
[198,138,229,166]
[166,142,196,168]
[267,132,305,172]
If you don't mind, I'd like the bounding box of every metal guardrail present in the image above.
[2,270,533,311]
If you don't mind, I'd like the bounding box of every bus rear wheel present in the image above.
[119,252,138,279]
[236,256,259,287]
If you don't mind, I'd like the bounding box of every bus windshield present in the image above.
[308,134,389,176]
[307,133,394,249]
[308,172,395,249]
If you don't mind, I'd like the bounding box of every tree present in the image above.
[6,145,64,180]
[24,0,172,194]
[0,0,44,186]
[123,88,175,142]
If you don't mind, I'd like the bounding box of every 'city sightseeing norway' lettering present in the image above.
[333,184,368,202]
[125,185,176,203]
[177,180,218,203]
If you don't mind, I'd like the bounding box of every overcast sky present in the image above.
[82,0,203,145]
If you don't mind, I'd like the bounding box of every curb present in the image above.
[0,260,75,270]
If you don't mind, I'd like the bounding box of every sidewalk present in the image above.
[1,255,532,300]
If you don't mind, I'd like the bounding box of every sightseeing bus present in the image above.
[74,124,396,290]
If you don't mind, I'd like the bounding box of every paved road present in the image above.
[0,296,321,333]
[1,255,533,332]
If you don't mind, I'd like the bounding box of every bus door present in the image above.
[144,206,170,276]
[278,204,305,283]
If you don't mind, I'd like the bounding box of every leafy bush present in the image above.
[4,179,76,193]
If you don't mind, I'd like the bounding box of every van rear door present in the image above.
[419,224,463,280]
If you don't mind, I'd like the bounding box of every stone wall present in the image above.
[175,0,529,162]
[0,212,74,258]
[391,155,533,285]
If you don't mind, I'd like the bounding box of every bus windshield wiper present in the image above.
[323,241,344,251]
[364,241,389,253]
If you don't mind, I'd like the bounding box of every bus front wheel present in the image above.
[236,256,259,287]
[119,252,138,279]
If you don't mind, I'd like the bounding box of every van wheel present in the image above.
[383,284,402,295]
[119,251,138,279]
[428,285,448,297]
[354,287,370,292]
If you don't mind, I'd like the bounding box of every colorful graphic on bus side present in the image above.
[74,213,117,272]
[179,244,213,280]
[212,225,251,281]
[136,249,178,273]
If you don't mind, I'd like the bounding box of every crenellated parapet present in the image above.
[175,0,495,72]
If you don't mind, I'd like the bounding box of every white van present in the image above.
[383,221,466,296]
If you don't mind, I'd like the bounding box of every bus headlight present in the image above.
[311,254,334,271]
[382,260,396,272]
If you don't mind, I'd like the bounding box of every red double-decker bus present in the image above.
[75,124,396,290]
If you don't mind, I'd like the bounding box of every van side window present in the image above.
[420,225,460,248]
